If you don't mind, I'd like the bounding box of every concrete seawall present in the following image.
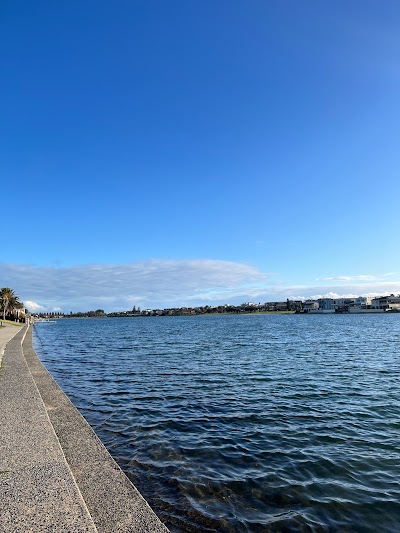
[0,325,169,532]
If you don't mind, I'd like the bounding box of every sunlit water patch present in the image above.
[34,314,400,532]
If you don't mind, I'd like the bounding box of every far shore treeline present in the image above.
[34,294,400,319]
[3,289,400,320]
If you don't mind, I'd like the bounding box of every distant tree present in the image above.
[0,288,22,320]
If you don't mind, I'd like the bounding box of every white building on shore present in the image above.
[371,296,400,311]
[303,295,399,313]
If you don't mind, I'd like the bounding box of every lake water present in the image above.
[33,314,400,532]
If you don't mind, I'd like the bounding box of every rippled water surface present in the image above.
[34,314,400,532]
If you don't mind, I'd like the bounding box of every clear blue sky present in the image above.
[1,1,400,311]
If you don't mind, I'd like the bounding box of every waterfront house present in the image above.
[371,296,400,311]
[318,298,334,310]
[303,300,319,313]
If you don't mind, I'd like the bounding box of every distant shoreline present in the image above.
[34,295,400,319]
[36,310,400,321]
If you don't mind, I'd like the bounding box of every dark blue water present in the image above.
[33,314,400,532]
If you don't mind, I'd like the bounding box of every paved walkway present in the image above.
[0,326,97,531]
[0,325,169,532]
[0,322,22,366]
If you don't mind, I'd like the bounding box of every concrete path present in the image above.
[0,326,97,532]
[0,322,22,367]
[0,326,169,532]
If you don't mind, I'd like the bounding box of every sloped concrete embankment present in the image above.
[0,326,169,532]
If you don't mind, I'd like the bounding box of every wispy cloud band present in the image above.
[1,261,399,312]
[316,275,377,281]
[0,260,266,311]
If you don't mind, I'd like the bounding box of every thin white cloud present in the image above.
[316,275,377,282]
[0,260,267,311]
[2,261,400,312]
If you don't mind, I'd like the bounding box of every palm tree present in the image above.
[14,301,24,322]
[0,288,22,321]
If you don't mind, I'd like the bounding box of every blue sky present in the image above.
[1,1,400,311]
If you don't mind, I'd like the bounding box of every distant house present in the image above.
[371,296,400,311]
[264,301,290,311]
[318,298,333,310]
[289,300,303,311]
[332,298,357,312]
[303,300,319,313]
[355,296,372,307]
